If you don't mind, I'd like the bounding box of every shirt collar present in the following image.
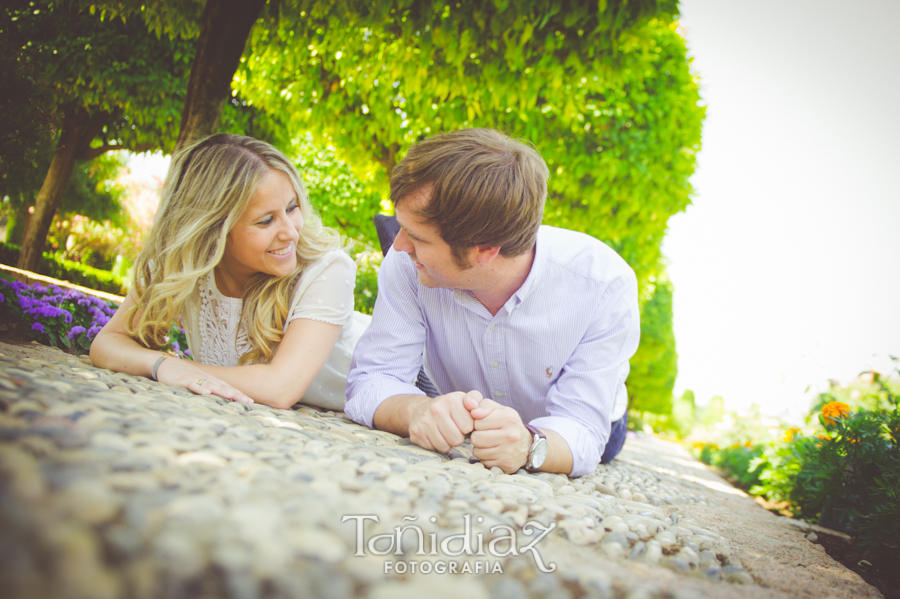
[507,226,546,309]
[451,227,546,317]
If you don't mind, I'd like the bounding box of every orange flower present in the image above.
[817,434,830,441]
[821,401,850,425]
[783,427,801,442]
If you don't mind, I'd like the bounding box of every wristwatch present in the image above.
[524,423,548,471]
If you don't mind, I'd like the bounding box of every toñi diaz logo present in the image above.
[342,514,558,574]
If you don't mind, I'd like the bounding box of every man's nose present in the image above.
[393,228,412,252]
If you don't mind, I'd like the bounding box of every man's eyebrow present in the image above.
[404,226,428,242]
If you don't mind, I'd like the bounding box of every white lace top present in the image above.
[181,250,370,410]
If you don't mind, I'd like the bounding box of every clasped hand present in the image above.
[409,391,532,473]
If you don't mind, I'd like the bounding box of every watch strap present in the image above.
[524,423,548,470]
[524,423,547,440]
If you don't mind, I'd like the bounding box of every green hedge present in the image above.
[0,241,126,296]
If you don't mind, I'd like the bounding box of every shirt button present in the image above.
[491,361,499,367]
[497,392,505,398]
[489,325,495,330]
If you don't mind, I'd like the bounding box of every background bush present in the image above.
[0,241,125,295]
[688,366,900,563]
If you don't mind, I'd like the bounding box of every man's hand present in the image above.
[408,390,482,453]
[468,398,532,473]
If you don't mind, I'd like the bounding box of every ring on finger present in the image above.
[196,378,206,386]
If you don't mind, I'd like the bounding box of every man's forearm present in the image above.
[536,428,574,475]
[372,394,433,437]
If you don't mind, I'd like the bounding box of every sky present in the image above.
[129,0,900,420]
[663,0,900,418]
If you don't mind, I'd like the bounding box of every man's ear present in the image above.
[473,245,501,264]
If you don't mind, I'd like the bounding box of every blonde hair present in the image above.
[127,134,342,364]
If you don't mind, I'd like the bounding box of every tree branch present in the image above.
[78,141,155,161]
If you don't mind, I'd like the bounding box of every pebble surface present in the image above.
[0,341,877,599]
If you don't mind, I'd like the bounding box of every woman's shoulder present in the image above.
[290,250,356,301]
[299,249,355,281]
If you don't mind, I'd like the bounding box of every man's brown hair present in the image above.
[391,128,549,267]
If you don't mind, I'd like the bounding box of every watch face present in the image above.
[530,437,549,469]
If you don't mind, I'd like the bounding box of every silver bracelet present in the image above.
[150,354,168,381]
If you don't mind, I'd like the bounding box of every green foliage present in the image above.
[688,367,900,563]
[58,153,129,226]
[627,277,676,414]
[700,395,725,427]
[2,151,128,245]
[750,377,900,561]
[237,3,702,413]
[292,134,383,246]
[631,388,696,438]
[810,375,900,415]
[687,404,786,487]
[0,242,125,295]
[2,0,194,152]
[237,3,702,292]
[697,442,767,489]
[670,389,696,438]
[0,23,57,186]
[352,250,381,315]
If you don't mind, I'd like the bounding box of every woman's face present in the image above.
[218,169,303,293]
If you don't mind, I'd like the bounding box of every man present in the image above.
[345,129,640,477]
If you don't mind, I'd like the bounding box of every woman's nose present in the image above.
[278,216,301,241]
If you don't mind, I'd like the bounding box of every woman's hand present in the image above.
[156,357,254,404]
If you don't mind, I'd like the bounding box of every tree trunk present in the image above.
[174,0,267,152]
[16,111,84,272]
[16,108,107,273]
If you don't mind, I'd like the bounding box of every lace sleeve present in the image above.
[288,252,356,326]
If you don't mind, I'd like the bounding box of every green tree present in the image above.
[671,389,696,438]
[628,277,677,414]
[237,4,701,411]
[0,26,56,192]
[90,0,267,150]
[2,151,127,245]
[2,0,193,272]
[700,395,725,426]
[236,2,701,285]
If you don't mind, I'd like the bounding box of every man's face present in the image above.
[392,188,476,290]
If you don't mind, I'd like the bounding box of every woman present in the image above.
[90,134,367,410]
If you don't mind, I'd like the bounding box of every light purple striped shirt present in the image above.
[345,226,640,477]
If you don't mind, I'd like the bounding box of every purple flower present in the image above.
[67,326,87,340]
[31,322,45,334]
[171,340,181,352]
[17,296,39,309]
[86,325,103,338]
[184,348,191,357]
[0,292,4,303]
[32,284,48,294]
[27,303,72,322]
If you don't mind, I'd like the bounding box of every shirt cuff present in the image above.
[344,378,425,428]
[528,415,607,478]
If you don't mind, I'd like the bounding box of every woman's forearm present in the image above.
[90,328,163,378]
[189,318,343,409]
